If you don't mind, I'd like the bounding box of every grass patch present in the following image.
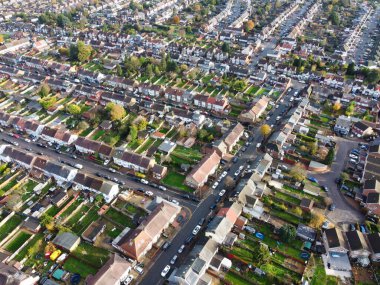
[136,138,155,154]
[71,206,100,235]
[274,191,301,205]
[162,171,193,192]
[63,257,98,277]
[79,127,93,137]
[105,208,135,228]
[5,232,31,253]
[72,242,110,268]
[0,215,23,240]
[172,145,203,161]
[225,271,255,285]
[14,233,44,261]
[91,129,106,140]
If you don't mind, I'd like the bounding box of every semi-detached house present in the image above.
[185,150,221,189]
[73,172,119,203]
[40,126,78,146]
[74,137,114,159]
[193,95,229,113]
[113,149,155,173]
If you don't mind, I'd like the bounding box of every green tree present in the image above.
[128,125,138,142]
[66,104,81,115]
[290,163,307,182]
[56,14,71,28]
[69,44,79,61]
[146,64,154,78]
[197,129,209,141]
[116,64,123,76]
[257,244,271,266]
[221,42,230,53]
[233,80,247,92]
[137,117,148,131]
[324,148,335,165]
[77,41,92,63]
[39,97,57,110]
[77,121,89,131]
[346,62,355,75]
[329,11,340,25]
[39,83,50,97]
[366,69,380,84]
[279,224,297,243]
[106,102,126,121]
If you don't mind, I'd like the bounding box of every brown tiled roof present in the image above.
[224,123,244,148]
[186,151,221,185]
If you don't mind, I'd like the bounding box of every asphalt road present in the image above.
[0,132,198,210]
[313,137,363,224]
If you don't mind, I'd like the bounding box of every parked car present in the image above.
[161,265,171,277]
[328,204,336,211]
[219,189,226,196]
[170,255,178,265]
[178,244,185,254]
[192,225,201,235]
[307,176,319,184]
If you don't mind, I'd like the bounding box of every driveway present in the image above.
[312,137,364,224]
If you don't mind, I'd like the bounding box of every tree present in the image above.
[329,11,340,25]
[56,14,71,28]
[346,62,355,76]
[77,41,92,63]
[221,42,230,53]
[340,172,349,182]
[28,238,43,257]
[257,244,271,266]
[58,47,69,56]
[173,15,180,24]
[128,125,138,142]
[308,141,318,155]
[197,129,209,141]
[194,3,201,12]
[116,64,123,76]
[69,44,79,61]
[366,69,380,84]
[345,102,355,116]
[178,125,188,138]
[279,224,297,243]
[95,194,104,205]
[233,80,247,92]
[39,83,50,97]
[244,20,255,32]
[77,121,89,131]
[309,212,325,228]
[224,176,235,189]
[6,194,21,210]
[0,34,4,43]
[45,242,56,254]
[260,124,272,137]
[275,0,281,8]
[106,102,126,121]
[136,117,148,131]
[324,148,335,165]
[41,213,53,227]
[146,64,153,78]
[289,163,307,182]
[66,104,81,116]
[39,97,57,110]
[332,101,341,112]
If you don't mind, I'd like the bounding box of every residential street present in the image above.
[313,137,364,225]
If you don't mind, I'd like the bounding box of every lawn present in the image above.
[14,233,44,262]
[65,204,90,228]
[246,85,260,95]
[136,138,155,154]
[59,199,82,220]
[5,232,31,253]
[63,257,98,277]
[79,127,93,137]
[91,129,106,140]
[310,256,339,285]
[162,171,193,192]
[2,179,19,193]
[172,145,203,162]
[71,206,100,235]
[225,271,255,285]
[72,242,110,268]
[0,215,23,240]
[274,191,301,205]
[105,208,135,228]
[270,209,303,225]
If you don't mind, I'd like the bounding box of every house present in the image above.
[73,172,119,203]
[345,230,370,260]
[113,149,155,173]
[74,137,114,159]
[363,179,380,196]
[364,192,380,215]
[296,224,316,242]
[351,121,374,138]
[367,233,380,262]
[193,95,229,113]
[334,115,352,135]
[223,123,244,152]
[23,216,41,233]
[82,220,106,243]
[185,151,221,189]
[51,191,69,207]
[40,126,78,146]
[151,164,168,180]
[0,263,39,284]
[158,140,177,155]
[238,96,270,123]
[205,202,242,244]
[0,145,35,169]
[323,228,348,255]
[300,198,314,212]
[86,254,132,285]
[250,153,273,182]
[52,232,80,252]
[114,200,180,261]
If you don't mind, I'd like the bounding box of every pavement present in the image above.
[312,137,364,225]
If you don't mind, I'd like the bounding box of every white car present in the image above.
[141,179,149,184]
[212,182,219,189]
[239,165,244,171]
[145,191,154,197]
[192,225,201,235]
[221,171,228,177]
[266,116,270,120]
[178,244,185,254]
[171,199,179,205]
[219,189,226,196]
[170,255,178,265]
[159,185,167,191]
[161,265,171,277]
[123,275,133,285]
[24,138,31,143]
[234,170,240,176]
